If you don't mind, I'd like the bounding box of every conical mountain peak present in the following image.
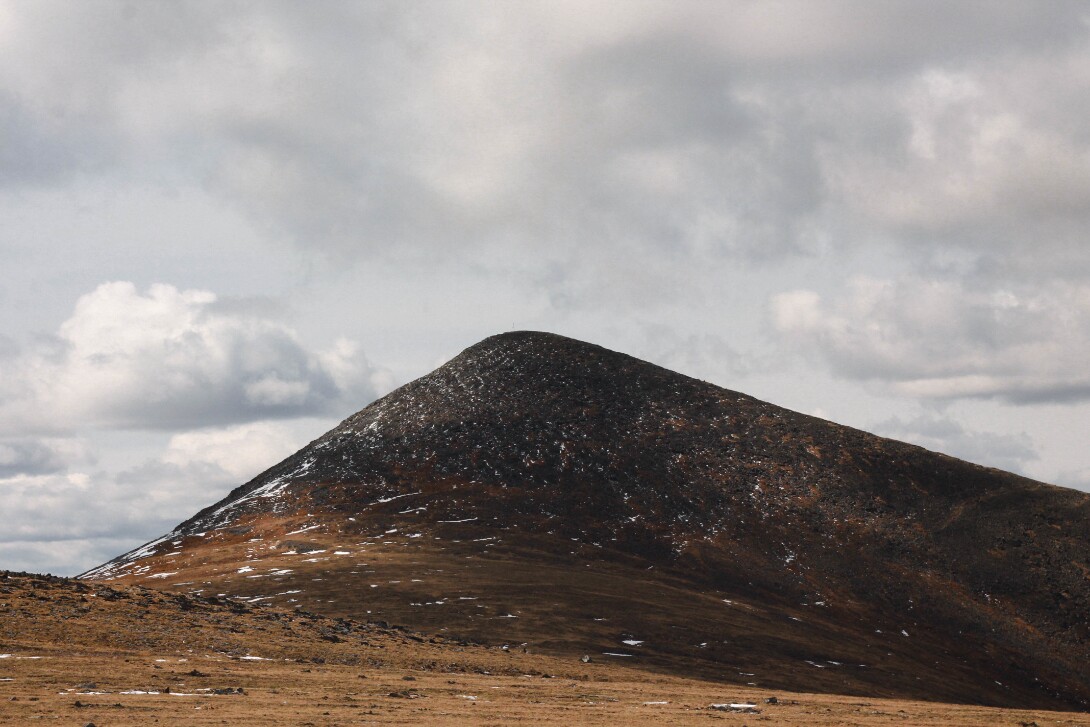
[82,332,1090,710]
[336,330,722,437]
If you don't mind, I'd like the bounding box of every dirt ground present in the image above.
[3,650,1089,726]
[2,572,1088,725]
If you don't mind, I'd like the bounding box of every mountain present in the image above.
[82,331,1090,709]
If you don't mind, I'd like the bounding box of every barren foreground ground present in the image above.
[2,573,1088,726]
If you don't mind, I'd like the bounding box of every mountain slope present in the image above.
[83,331,1090,709]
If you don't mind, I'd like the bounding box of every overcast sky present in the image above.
[3,1,1090,575]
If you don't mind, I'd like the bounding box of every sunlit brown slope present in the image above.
[83,331,1090,709]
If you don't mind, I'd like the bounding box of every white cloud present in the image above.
[0,420,320,575]
[0,281,387,432]
[0,279,389,574]
[0,462,212,575]
[160,422,304,482]
[772,277,1090,403]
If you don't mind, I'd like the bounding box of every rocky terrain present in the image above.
[81,331,1090,710]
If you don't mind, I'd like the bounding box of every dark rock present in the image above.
[211,687,244,695]
[278,540,325,554]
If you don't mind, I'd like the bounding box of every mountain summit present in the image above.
[84,331,1090,709]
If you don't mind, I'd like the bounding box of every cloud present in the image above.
[0,281,387,433]
[0,420,316,575]
[0,471,128,543]
[0,537,143,578]
[4,1,1089,293]
[159,421,304,481]
[0,461,199,574]
[1054,466,1090,492]
[772,277,1090,403]
[635,324,756,383]
[0,437,90,478]
[822,61,1090,274]
[869,413,1038,474]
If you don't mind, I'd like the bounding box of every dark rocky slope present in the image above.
[84,331,1090,709]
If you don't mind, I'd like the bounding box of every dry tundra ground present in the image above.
[2,572,1088,726]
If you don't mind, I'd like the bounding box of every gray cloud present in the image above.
[635,324,756,383]
[1054,466,1090,492]
[0,438,87,478]
[0,471,159,544]
[869,413,1038,475]
[0,333,16,359]
[0,536,152,577]
[0,419,312,575]
[0,92,106,186]
[772,278,1090,404]
[4,1,1088,284]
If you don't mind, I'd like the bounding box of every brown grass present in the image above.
[2,572,1088,726]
